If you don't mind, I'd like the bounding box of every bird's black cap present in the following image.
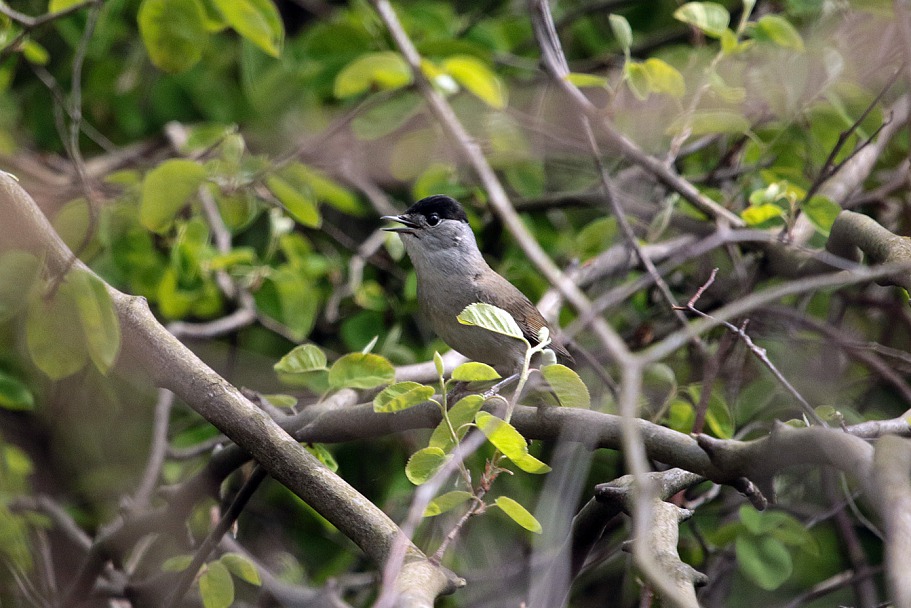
[404,195,469,223]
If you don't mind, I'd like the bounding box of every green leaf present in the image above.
[609,14,633,52]
[405,447,450,485]
[433,351,445,378]
[26,283,87,380]
[259,267,318,340]
[305,443,338,472]
[0,251,40,323]
[741,203,785,226]
[334,51,412,98]
[429,394,485,451]
[70,271,121,374]
[643,58,685,98]
[161,554,194,572]
[266,175,321,228]
[281,163,364,216]
[457,303,524,341]
[475,411,551,474]
[274,344,327,374]
[801,195,840,236]
[373,381,435,412]
[625,62,649,100]
[328,353,395,390]
[0,371,33,411]
[220,552,262,586]
[352,92,424,140]
[541,364,590,408]
[451,362,501,382]
[754,14,804,51]
[21,40,49,65]
[140,159,207,233]
[49,0,86,10]
[735,534,793,590]
[494,496,542,533]
[424,490,473,517]
[138,0,208,73]
[262,394,297,408]
[667,110,751,137]
[441,55,506,109]
[199,560,234,608]
[211,0,283,57]
[564,73,609,89]
[673,2,730,38]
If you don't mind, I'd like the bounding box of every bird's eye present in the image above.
[427,213,440,226]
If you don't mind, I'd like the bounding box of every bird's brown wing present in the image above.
[476,274,575,364]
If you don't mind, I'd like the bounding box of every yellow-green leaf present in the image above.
[494,496,542,533]
[21,40,49,65]
[70,271,121,374]
[424,490,474,517]
[328,353,395,390]
[334,51,412,99]
[429,394,485,452]
[266,174,321,228]
[441,55,506,109]
[405,447,449,485]
[433,351,445,378]
[49,0,86,10]
[541,364,590,408]
[373,381,435,412]
[262,394,297,408]
[138,0,208,73]
[220,553,262,586]
[754,14,804,51]
[211,0,283,57]
[741,203,785,226]
[451,362,501,382]
[565,72,609,89]
[475,411,552,474]
[625,61,649,101]
[0,371,33,412]
[26,282,87,380]
[161,554,194,572]
[457,303,524,340]
[801,195,840,236]
[274,344,327,374]
[667,110,751,137]
[643,58,685,98]
[199,560,234,608]
[305,443,338,472]
[140,159,207,233]
[673,2,730,38]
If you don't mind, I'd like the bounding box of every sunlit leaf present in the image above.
[373,381,435,412]
[625,61,649,100]
[741,203,785,226]
[424,490,473,517]
[457,303,524,340]
[429,394,485,452]
[451,362,501,382]
[541,364,590,408]
[220,553,262,586]
[328,353,395,390]
[211,0,283,57]
[405,447,449,485]
[673,2,730,38]
[433,351,445,378]
[475,411,551,474]
[643,58,685,98]
[140,159,207,233]
[199,560,234,608]
[564,73,609,89]
[441,55,506,109]
[138,0,208,73]
[667,110,751,137]
[49,0,86,10]
[274,344,327,374]
[609,14,633,52]
[21,40,49,65]
[266,174,321,228]
[494,496,542,533]
[334,51,412,98]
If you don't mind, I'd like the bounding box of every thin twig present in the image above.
[132,389,175,510]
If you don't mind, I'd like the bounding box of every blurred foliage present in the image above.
[0,0,908,606]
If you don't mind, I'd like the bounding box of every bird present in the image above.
[382,194,573,375]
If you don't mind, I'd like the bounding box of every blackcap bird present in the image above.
[382,195,573,375]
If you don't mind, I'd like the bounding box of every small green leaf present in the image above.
[21,40,49,65]
[753,14,804,51]
[373,381,435,412]
[352,92,424,141]
[161,554,194,572]
[328,353,395,390]
[441,55,506,109]
[138,0,208,73]
[274,344,327,374]
[199,560,234,608]
[70,271,121,374]
[564,73,609,89]
[801,195,840,236]
[643,58,685,98]
[475,411,551,474]
[424,490,473,517]
[26,283,87,380]
[735,534,793,590]
[405,447,450,485]
[429,394,485,451]
[433,351,445,378]
[211,0,283,57]
[741,203,785,226]
[625,61,649,100]
[262,394,297,408]
[667,110,751,137]
[609,14,633,52]
[334,52,412,98]
[266,175,321,228]
[305,443,338,472]
[673,2,730,38]
[220,552,262,586]
[457,303,524,341]
[494,496,542,533]
[541,364,590,408]
[452,362,501,382]
[49,0,86,10]
[0,371,33,412]
[0,251,40,323]
[140,159,207,233]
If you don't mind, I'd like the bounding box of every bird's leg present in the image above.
[481,373,519,399]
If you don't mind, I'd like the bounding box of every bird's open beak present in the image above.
[381,214,420,235]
